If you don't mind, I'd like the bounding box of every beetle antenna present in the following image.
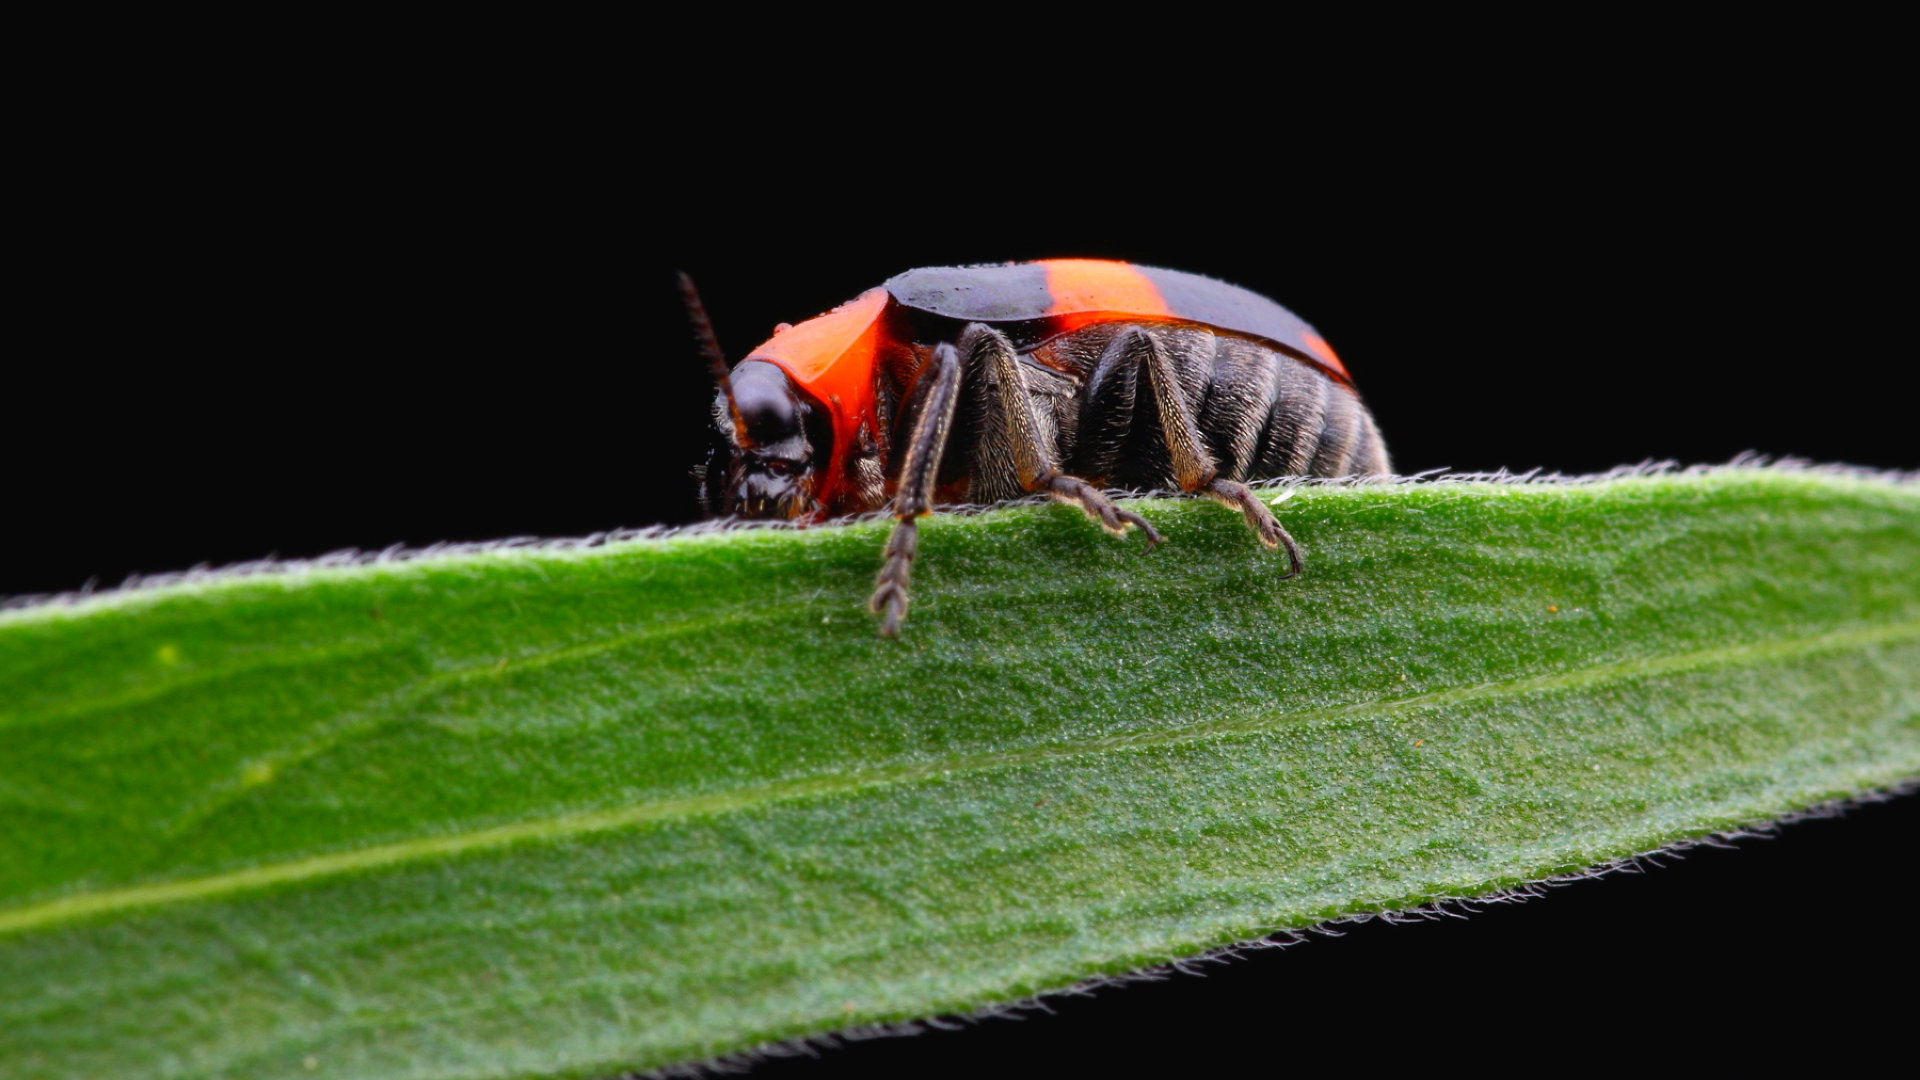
[676,270,749,446]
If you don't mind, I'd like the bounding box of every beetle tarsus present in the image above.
[869,518,919,637]
[1045,475,1163,549]
[1206,479,1304,577]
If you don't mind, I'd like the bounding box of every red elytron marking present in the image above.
[1040,259,1171,334]
[743,287,890,506]
[1301,331,1344,372]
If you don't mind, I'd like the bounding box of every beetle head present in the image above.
[707,359,824,520]
[678,272,828,521]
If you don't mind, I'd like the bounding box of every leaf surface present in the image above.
[3,469,1917,1078]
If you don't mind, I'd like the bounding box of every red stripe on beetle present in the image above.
[743,287,891,507]
[1039,259,1172,334]
[1301,331,1344,372]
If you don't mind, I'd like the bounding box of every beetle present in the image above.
[686,260,1391,635]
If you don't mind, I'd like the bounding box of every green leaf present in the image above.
[3,468,1917,1079]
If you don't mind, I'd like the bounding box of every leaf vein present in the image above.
[3,617,1914,938]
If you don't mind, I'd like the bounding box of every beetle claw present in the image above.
[1046,476,1161,548]
[1207,480,1305,576]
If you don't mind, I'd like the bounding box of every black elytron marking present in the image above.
[1132,265,1336,382]
[884,262,1347,384]
[883,263,1054,323]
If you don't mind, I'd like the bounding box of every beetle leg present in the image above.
[1201,478,1304,577]
[962,323,1162,546]
[1041,474,1162,547]
[870,341,964,636]
[1071,328,1143,482]
[1134,327,1304,574]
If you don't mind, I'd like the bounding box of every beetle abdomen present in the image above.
[1006,322,1388,496]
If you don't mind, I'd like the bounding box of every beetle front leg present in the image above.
[1133,327,1304,574]
[961,323,1162,546]
[870,341,964,636]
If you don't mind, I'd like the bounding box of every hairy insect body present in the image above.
[825,322,1386,515]
[991,323,1385,500]
[691,260,1391,635]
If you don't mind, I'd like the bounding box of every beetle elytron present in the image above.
[689,260,1390,635]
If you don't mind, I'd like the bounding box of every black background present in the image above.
[7,63,1914,1074]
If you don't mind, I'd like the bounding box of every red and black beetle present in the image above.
[687,260,1391,635]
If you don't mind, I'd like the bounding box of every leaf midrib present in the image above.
[3,615,1914,939]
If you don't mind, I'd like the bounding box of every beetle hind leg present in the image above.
[959,322,1164,548]
[1121,325,1307,574]
[1204,479,1303,576]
